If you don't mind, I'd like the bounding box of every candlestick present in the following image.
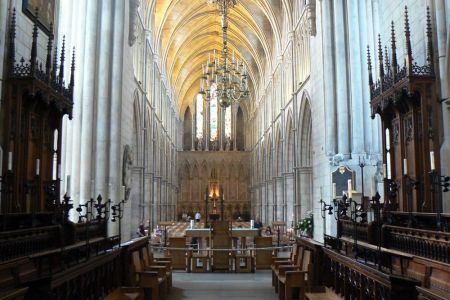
[66,175,71,197]
[7,152,12,171]
[332,183,336,199]
[430,151,435,171]
[36,159,40,176]
[403,158,408,175]
[348,179,352,198]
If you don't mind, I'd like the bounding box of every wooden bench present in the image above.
[131,251,164,300]
[277,249,312,300]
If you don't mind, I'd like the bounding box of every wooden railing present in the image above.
[322,248,419,300]
[339,219,378,245]
[383,225,450,263]
[0,225,61,262]
[47,249,122,299]
[387,212,450,231]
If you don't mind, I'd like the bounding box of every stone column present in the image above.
[93,0,113,200]
[108,0,125,236]
[321,0,336,155]
[75,0,97,216]
[275,176,284,221]
[267,180,274,223]
[284,172,294,226]
[347,0,364,157]
[333,0,350,157]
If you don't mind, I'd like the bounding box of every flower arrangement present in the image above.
[296,213,313,237]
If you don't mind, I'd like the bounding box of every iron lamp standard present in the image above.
[369,192,383,270]
[404,175,420,227]
[319,198,333,243]
[429,170,450,231]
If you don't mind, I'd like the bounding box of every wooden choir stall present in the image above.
[271,7,450,300]
[0,9,174,300]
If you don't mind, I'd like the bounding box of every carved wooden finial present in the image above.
[391,21,398,78]
[367,45,373,88]
[69,47,75,92]
[45,22,54,82]
[378,34,384,82]
[30,8,39,74]
[8,8,17,74]
[58,36,66,86]
[426,6,434,74]
[384,46,390,77]
[404,6,413,75]
[52,45,58,82]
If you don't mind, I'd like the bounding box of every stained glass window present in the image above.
[196,94,203,139]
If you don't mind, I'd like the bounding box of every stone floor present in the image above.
[166,270,278,300]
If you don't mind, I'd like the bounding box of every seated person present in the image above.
[265,226,273,236]
[254,219,263,229]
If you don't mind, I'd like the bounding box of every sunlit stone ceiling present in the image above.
[149,0,285,112]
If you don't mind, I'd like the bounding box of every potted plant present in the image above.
[295,213,313,238]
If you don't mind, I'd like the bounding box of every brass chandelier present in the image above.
[200,0,249,108]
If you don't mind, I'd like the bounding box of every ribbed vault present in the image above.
[146,0,285,113]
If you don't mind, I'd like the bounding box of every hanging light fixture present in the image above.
[200,0,249,108]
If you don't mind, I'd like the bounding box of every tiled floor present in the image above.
[167,270,278,300]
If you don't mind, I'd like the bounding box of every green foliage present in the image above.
[295,213,313,236]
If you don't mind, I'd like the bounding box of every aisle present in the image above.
[167,270,278,300]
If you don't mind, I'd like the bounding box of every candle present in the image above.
[57,164,61,179]
[121,185,126,200]
[250,220,254,228]
[36,159,40,176]
[66,175,71,197]
[383,164,387,179]
[430,151,435,171]
[371,176,376,197]
[320,186,323,199]
[332,183,336,199]
[403,158,408,175]
[7,152,12,171]
[190,219,194,229]
[348,179,352,198]
[108,183,112,200]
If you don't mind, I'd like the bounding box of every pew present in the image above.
[271,244,301,289]
[142,245,172,292]
[131,251,164,300]
[277,249,312,300]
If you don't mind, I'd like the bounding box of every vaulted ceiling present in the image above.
[146,0,290,113]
